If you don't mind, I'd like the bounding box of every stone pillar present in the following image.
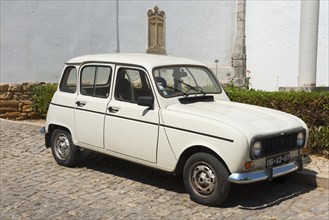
[232,0,247,88]
[298,0,320,87]
[146,6,167,55]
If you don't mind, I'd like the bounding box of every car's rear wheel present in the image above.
[51,129,79,167]
[183,152,230,206]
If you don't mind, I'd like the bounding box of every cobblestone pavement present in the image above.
[1,120,328,219]
[305,155,329,178]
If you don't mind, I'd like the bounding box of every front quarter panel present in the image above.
[161,109,250,174]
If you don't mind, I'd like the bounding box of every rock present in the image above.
[0,107,18,114]
[8,84,22,92]
[21,94,31,100]
[0,84,9,92]
[0,100,20,108]
[27,112,36,117]
[22,101,32,105]
[0,92,14,100]
[22,83,33,91]
[22,104,32,112]
[2,112,21,119]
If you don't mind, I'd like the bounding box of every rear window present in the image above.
[59,66,77,93]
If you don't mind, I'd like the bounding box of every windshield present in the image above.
[153,66,221,97]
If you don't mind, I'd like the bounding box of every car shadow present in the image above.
[223,180,316,209]
[76,149,186,193]
[76,150,317,209]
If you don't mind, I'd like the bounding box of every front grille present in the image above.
[251,129,305,158]
[261,133,299,156]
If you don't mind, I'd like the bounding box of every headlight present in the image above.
[297,132,305,147]
[252,141,262,158]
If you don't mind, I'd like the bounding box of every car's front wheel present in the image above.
[51,129,80,167]
[183,152,231,206]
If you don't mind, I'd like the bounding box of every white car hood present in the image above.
[166,100,304,139]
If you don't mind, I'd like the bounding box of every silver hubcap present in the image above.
[54,134,70,159]
[191,163,216,196]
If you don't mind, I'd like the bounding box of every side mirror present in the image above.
[137,96,154,108]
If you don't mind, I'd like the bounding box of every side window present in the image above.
[59,66,77,93]
[81,67,96,96]
[114,68,153,103]
[80,66,112,98]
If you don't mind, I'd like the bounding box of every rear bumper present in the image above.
[40,127,46,134]
[40,127,51,148]
[228,157,303,184]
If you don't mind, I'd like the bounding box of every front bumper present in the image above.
[228,157,304,184]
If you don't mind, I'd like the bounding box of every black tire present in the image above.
[50,129,80,167]
[183,152,231,206]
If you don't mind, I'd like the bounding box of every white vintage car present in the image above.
[42,53,308,206]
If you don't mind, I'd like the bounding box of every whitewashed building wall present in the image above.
[246,0,328,90]
[0,1,236,83]
[2,1,327,90]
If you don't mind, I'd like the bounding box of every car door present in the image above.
[104,66,159,163]
[74,64,114,148]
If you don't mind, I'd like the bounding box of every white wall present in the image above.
[246,0,329,91]
[0,0,236,83]
[1,1,117,83]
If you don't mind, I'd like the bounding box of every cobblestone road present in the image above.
[1,120,328,219]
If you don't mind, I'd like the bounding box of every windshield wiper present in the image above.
[177,80,206,96]
[165,85,188,97]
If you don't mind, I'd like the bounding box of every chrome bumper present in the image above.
[228,157,304,184]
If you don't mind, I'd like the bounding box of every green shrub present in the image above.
[224,87,329,127]
[224,86,329,157]
[307,126,329,157]
[32,84,57,118]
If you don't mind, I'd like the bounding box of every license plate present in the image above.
[266,153,290,167]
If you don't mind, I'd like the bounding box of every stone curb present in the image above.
[291,169,329,189]
[290,155,329,189]
[0,118,45,127]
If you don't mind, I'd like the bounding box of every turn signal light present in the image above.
[298,148,304,156]
[245,161,254,170]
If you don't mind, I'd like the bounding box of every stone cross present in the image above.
[146,6,166,55]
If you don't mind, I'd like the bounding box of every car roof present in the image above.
[66,53,205,69]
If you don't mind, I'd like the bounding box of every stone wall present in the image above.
[0,82,46,120]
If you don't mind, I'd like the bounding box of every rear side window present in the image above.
[80,66,112,98]
[59,66,77,93]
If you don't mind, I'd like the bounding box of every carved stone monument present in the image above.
[231,0,247,88]
[146,6,166,55]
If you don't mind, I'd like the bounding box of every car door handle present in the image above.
[76,101,86,107]
[108,106,119,113]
